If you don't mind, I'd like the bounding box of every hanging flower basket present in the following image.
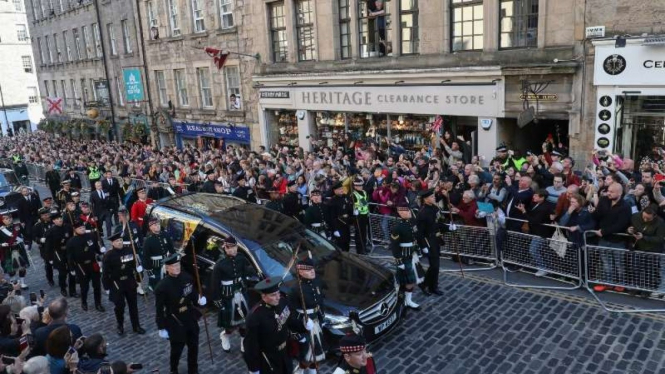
[133,123,146,142]
[121,122,132,142]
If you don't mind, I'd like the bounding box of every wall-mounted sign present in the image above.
[173,121,250,143]
[594,42,665,86]
[585,26,605,38]
[519,94,558,101]
[260,91,290,99]
[123,68,144,102]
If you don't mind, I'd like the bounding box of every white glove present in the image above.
[49,260,53,264]
[305,319,314,331]
[1,243,8,247]
[421,247,429,254]
[333,231,341,238]
[353,209,359,216]
[70,271,76,276]
[40,238,46,243]
[100,246,107,253]
[85,230,91,234]
[136,265,143,273]
[299,337,307,343]
[397,264,405,270]
[25,244,30,250]
[198,296,207,306]
[449,224,458,232]
[158,329,169,339]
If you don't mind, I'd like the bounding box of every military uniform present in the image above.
[142,224,174,291]
[155,253,202,374]
[303,194,328,237]
[416,189,447,295]
[282,181,303,221]
[201,171,216,193]
[44,214,77,297]
[265,195,284,213]
[56,181,73,209]
[289,258,325,373]
[0,213,29,287]
[351,178,370,255]
[32,209,53,285]
[332,334,377,374]
[328,182,354,252]
[391,217,424,286]
[66,222,103,311]
[232,176,256,203]
[244,277,308,374]
[102,230,145,335]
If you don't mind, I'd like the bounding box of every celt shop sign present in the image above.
[260,84,502,117]
[594,42,665,86]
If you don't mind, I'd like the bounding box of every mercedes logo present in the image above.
[603,54,627,75]
[379,302,389,317]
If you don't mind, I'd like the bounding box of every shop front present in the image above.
[592,38,665,162]
[257,82,505,162]
[173,121,251,151]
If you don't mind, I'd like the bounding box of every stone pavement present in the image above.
[22,184,665,373]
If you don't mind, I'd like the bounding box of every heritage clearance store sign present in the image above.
[258,84,502,117]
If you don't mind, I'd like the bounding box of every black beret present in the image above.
[419,188,434,199]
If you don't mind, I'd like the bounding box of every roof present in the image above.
[158,193,246,215]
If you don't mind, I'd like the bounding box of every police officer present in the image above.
[328,181,353,252]
[332,334,377,374]
[244,276,311,374]
[116,206,145,295]
[155,253,206,374]
[391,203,424,310]
[209,236,254,353]
[265,190,284,213]
[87,161,102,187]
[281,180,303,221]
[351,176,370,255]
[303,190,328,237]
[416,189,446,296]
[101,230,146,336]
[0,211,28,289]
[66,221,105,312]
[45,212,77,297]
[201,170,216,193]
[142,217,174,291]
[290,257,325,374]
[33,207,53,286]
[231,175,256,203]
[56,180,73,209]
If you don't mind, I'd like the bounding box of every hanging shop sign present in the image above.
[173,121,250,143]
[123,68,145,101]
[519,94,558,101]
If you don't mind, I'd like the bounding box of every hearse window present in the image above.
[203,236,225,263]
[167,219,185,250]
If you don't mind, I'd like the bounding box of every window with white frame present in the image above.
[107,24,117,56]
[451,0,484,51]
[115,77,124,106]
[92,23,102,57]
[121,20,133,53]
[81,25,91,58]
[224,66,241,110]
[147,1,158,27]
[269,2,287,62]
[27,87,38,104]
[73,28,82,60]
[13,0,22,12]
[39,0,47,18]
[63,31,71,61]
[43,80,50,97]
[191,0,205,32]
[219,0,233,29]
[45,35,53,63]
[53,33,61,62]
[173,69,188,106]
[196,67,212,108]
[70,78,79,107]
[295,0,315,61]
[155,70,168,106]
[16,24,28,42]
[21,56,32,73]
[60,80,66,105]
[166,0,180,36]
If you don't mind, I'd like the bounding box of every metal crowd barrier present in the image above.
[368,212,400,247]
[440,224,498,272]
[583,232,665,313]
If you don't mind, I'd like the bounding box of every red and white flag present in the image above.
[204,47,229,70]
[431,115,443,132]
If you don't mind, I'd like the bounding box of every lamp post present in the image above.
[0,84,8,137]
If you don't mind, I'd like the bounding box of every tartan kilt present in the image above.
[396,263,417,285]
[217,291,248,329]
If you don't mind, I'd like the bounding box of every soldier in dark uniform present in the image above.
[243,276,310,374]
[290,257,325,374]
[231,175,256,203]
[66,221,105,312]
[142,217,174,291]
[155,253,206,374]
[282,180,303,221]
[62,199,79,235]
[303,190,328,238]
[328,181,353,252]
[416,189,446,296]
[66,169,83,190]
[79,202,105,250]
[41,197,56,213]
[209,236,255,353]
[186,171,202,193]
[201,170,216,193]
[70,191,83,214]
[56,180,73,209]
[391,203,424,310]
[44,212,77,297]
[33,207,53,286]
[102,230,146,336]
[265,190,284,213]
[0,211,29,289]
[332,334,377,374]
[116,206,145,295]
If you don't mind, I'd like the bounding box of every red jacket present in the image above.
[130,199,153,227]
[456,200,484,227]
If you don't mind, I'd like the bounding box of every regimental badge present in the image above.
[183,283,193,296]
[275,306,290,332]
[87,240,93,246]
[603,54,626,75]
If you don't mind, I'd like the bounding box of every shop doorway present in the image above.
[503,119,569,156]
[615,96,665,163]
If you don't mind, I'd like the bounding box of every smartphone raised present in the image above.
[39,289,45,299]
[1,356,15,365]
[29,292,37,304]
[129,363,143,370]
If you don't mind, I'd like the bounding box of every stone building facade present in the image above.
[0,0,43,134]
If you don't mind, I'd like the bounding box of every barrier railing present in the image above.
[584,232,665,313]
[440,224,498,272]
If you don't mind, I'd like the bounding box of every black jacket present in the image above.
[592,197,632,241]
[526,201,555,238]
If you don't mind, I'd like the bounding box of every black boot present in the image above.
[133,326,146,335]
[60,289,68,297]
[95,304,105,312]
[117,323,124,336]
[81,302,88,311]
[419,284,431,296]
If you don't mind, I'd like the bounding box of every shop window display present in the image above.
[277,111,298,147]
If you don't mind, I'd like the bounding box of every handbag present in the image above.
[549,226,569,258]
